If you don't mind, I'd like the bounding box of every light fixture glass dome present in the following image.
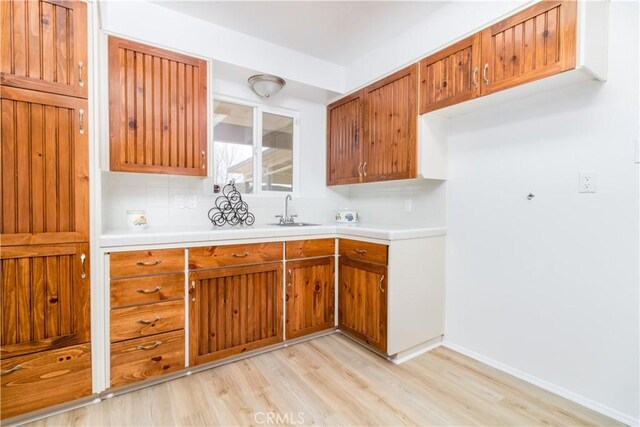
[248,74,286,98]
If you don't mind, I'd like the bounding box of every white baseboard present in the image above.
[442,340,639,427]
[389,337,443,365]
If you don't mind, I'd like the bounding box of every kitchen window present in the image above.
[212,97,298,194]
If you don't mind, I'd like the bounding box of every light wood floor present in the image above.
[27,333,621,426]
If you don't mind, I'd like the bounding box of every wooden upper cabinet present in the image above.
[0,0,88,98]
[420,34,481,114]
[480,0,577,96]
[362,64,418,182]
[327,91,363,185]
[1,86,89,246]
[108,37,208,176]
[0,243,90,359]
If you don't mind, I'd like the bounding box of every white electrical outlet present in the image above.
[174,195,185,208]
[186,195,198,209]
[579,171,596,193]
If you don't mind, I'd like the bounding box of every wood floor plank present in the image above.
[25,334,621,427]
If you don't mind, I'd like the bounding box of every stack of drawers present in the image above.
[109,249,186,387]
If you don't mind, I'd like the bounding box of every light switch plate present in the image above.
[579,171,596,193]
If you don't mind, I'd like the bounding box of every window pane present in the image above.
[213,101,254,193]
[262,112,293,192]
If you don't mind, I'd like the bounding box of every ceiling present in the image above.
[152,1,447,66]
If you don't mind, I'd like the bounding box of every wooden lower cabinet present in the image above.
[1,343,92,419]
[338,257,387,353]
[189,262,283,365]
[0,244,90,359]
[110,330,184,388]
[285,257,335,340]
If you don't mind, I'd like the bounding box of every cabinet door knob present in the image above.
[483,63,490,85]
[78,109,85,135]
[80,253,87,279]
[78,61,84,87]
[472,66,479,88]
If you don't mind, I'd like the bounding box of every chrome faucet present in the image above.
[275,194,297,224]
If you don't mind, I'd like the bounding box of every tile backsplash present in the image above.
[101,171,446,231]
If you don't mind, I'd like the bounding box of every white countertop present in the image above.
[100,223,447,248]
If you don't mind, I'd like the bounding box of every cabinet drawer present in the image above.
[1,344,92,419]
[111,273,184,308]
[286,239,335,259]
[110,330,184,388]
[110,249,185,278]
[189,242,282,269]
[339,239,388,265]
[111,300,184,343]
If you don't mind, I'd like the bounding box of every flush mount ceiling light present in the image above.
[248,74,286,98]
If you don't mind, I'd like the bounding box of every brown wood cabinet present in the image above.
[110,330,184,388]
[1,343,92,419]
[285,257,335,340]
[1,1,91,418]
[420,34,481,114]
[326,91,363,185]
[480,0,577,96]
[189,262,283,365]
[362,64,418,182]
[0,0,88,99]
[327,65,418,185]
[338,254,387,353]
[108,36,208,176]
[108,249,186,388]
[0,244,90,359]
[1,86,89,246]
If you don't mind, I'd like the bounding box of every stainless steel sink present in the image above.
[269,222,320,227]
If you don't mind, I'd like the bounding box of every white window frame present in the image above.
[211,94,300,197]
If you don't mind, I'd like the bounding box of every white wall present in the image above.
[99,0,344,93]
[443,1,639,422]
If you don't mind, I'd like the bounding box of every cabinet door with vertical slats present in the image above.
[0,243,90,359]
[188,263,283,365]
[0,0,88,98]
[480,0,577,96]
[362,64,418,183]
[285,257,335,340]
[420,33,481,114]
[326,91,363,185]
[338,257,387,353]
[0,86,88,246]
[108,36,208,176]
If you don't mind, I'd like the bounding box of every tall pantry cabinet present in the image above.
[0,0,92,420]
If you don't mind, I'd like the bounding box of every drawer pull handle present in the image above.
[231,252,250,258]
[1,364,22,375]
[137,317,161,325]
[379,275,385,293]
[80,253,87,279]
[288,269,292,287]
[201,151,206,169]
[78,108,85,135]
[137,341,163,351]
[136,287,161,294]
[136,259,162,267]
[190,280,196,302]
[354,249,367,255]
